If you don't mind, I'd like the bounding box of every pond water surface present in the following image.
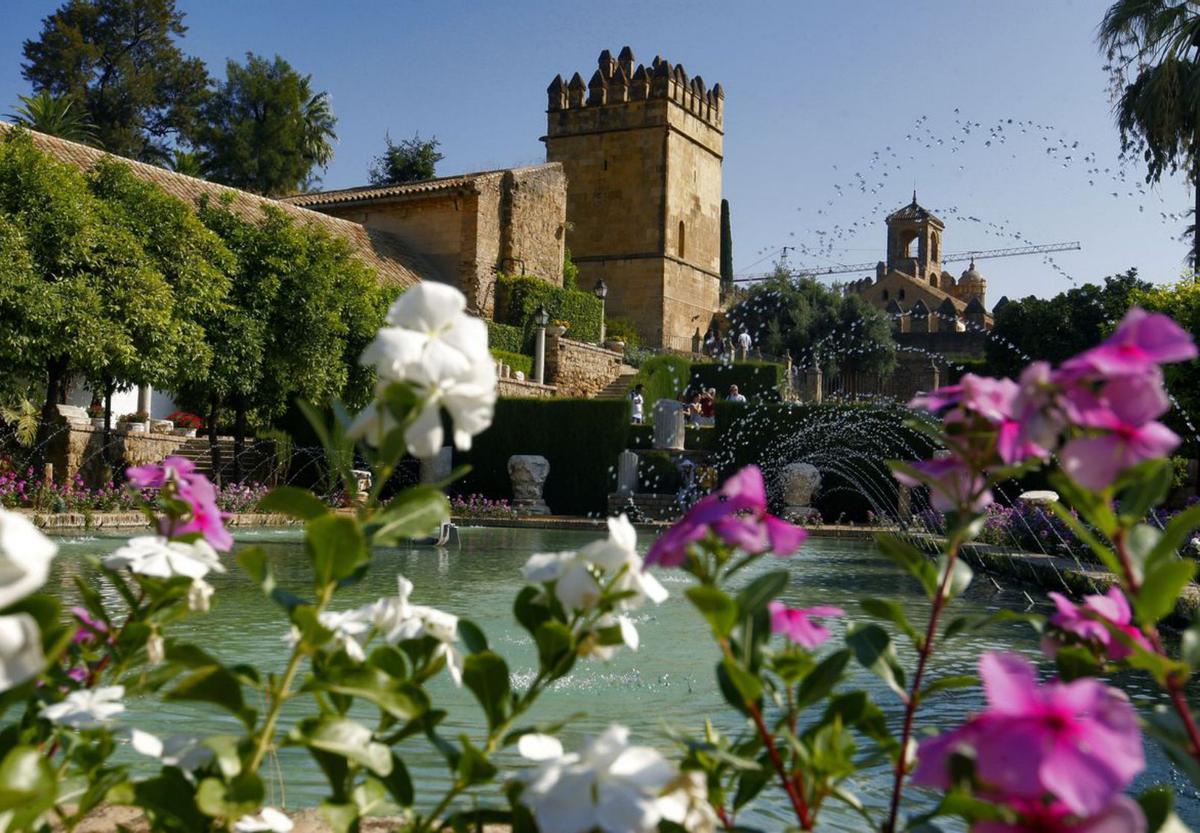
[47,526,1200,830]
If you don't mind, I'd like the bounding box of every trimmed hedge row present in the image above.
[453,398,631,515]
[486,320,525,354]
[631,354,693,409]
[631,357,787,410]
[495,274,603,350]
[491,349,532,376]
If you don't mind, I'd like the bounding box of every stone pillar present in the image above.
[420,447,454,485]
[508,454,550,515]
[350,469,372,507]
[652,400,686,451]
[897,482,912,526]
[137,384,152,415]
[804,367,823,404]
[534,324,547,385]
[616,450,639,496]
[781,462,821,522]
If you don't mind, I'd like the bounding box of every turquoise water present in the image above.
[47,526,1200,829]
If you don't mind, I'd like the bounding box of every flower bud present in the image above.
[146,632,165,665]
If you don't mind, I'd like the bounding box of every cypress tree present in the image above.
[720,198,734,290]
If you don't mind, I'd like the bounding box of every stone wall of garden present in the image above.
[49,424,190,486]
[545,334,623,397]
[497,378,556,399]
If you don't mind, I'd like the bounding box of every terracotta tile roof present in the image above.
[281,164,556,208]
[0,123,431,289]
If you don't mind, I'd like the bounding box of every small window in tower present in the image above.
[899,289,906,300]
[931,234,939,261]
[603,159,608,171]
[882,289,889,300]
[678,220,686,259]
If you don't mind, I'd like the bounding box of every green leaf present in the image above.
[845,622,907,700]
[236,546,274,595]
[1116,459,1173,524]
[735,570,789,618]
[720,657,763,705]
[1147,504,1200,567]
[458,619,489,654]
[166,665,253,728]
[1046,499,1123,576]
[1137,785,1174,833]
[370,486,449,546]
[195,773,264,819]
[1054,644,1103,681]
[1135,558,1195,626]
[937,555,973,600]
[1049,470,1117,538]
[794,649,851,709]
[456,735,498,785]
[920,675,979,701]
[534,621,575,677]
[860,598,919,644]
[686,586,739,637]
[295,717,393,776]
[875,534,938,598]
[514,586,551,636]
[0,745,55,827]
[259,486,329,520]
[463,651,511,731]
[306,667,430,720]
[732,764,771,810]
[1183,616,1200,668]
[376,753,414,807]
[306,514,368,586]
[318,801,358,833]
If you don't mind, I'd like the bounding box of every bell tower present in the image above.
[885,193,944,286]
[543,47,724,350]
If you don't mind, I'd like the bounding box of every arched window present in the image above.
[678,220,686,258]
[931,233,940,261]
[899,288,906,300]
[882,289,889,300]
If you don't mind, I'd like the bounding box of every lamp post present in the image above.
[593,279,608,344]
[533,304,549,385]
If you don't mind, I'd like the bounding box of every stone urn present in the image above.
[550,325,567,337]
[1018,490,1059,507]
[125,421,147,434]
[781,462,821,522]
[508,454,550,515]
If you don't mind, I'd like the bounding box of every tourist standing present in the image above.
[737,329,752,360]
[629,384,645,424]
[727,384,747,404]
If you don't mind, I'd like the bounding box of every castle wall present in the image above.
[320,196,463,288]
[662,259,721,352]
[504,166,567,287]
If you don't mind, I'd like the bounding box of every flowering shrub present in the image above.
[167,411,205,431]
[449,493,520,519]
[3,294,1200,833]
[0,467,139,512]
[214,481,270,513]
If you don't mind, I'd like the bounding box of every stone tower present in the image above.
[543,47,724,350]
[886,193,944,286]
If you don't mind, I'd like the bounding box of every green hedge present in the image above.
[486,320,525,353]
[495,274,603,350]
[454,398,630,515]
[491,349,531,376]
[630,354,692,409]
[691,361,785,401]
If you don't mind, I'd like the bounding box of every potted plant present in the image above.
[551,319,569,337]
[86,402,106,429]
[119,411,150,433]
[169,411,204,438]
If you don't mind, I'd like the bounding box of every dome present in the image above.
[959,259,986,287]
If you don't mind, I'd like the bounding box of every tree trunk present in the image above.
[1194,155,1199,279]
[208,396,222,488]
[33,356,69,479]
[233,400,247,484]
[102,377,116,476]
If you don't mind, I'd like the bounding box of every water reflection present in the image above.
[48,526,1200,829]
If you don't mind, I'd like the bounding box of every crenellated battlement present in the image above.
[547,46,724,131]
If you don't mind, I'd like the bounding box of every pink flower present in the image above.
[893,457,992,513]
[1061,307,1197,378]
[1046,587,1151,660]
[768,601,843,648]
[645,466,807,567]
[913,652,1143,816]
[70,606,109,645]
[911,374,1020,425]
[127,457,197,489]
[128,459,233,551]
[973,796,1145,833]
[1059,418,1179,492]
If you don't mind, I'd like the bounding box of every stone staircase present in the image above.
[595,365,639,400]
[170,436,237,478]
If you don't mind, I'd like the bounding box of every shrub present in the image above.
[490,348,531,377]
[495,274,603,349]
[604,317,641,348]
[630,354,692,410]
[690,360,785,401]
[454,398,630,514]
[485,320,524,353]
[636,450,681,493]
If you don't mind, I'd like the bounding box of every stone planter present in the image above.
[124,422,148,434]
[90,417,105,429]
[550,325,567,337]
[151,420,174,434]
[603,339,626,352]
[174,427,198,437]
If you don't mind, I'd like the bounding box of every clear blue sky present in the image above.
[0,0,1191,302]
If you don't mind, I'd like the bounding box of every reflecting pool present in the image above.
[47,526,1200,829]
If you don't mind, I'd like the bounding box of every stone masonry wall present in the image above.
[545,334,623,398]
[49,425,189,486]
[498,378,556,399]
[504,166,566,286]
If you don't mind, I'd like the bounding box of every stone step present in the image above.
[594,367,640,400]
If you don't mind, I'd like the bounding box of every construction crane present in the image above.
[732,241,1081,283]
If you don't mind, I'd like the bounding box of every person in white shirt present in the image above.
[737,330,752,360]
[727,384,747,404]
[629,384,645,423]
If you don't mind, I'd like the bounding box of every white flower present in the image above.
[349,282,496,458]
[317,609,371,662]
[0,507,58,608]
[658,771,719,833]
[187,578,214,612]
[0,613,44,691]
[40,685,125,728]
[234,807,293,833]
[103,536,226,580]
[130,728,213,773]
[146,632,165,665]
[365,575,463,685]
[518,724,678,833]
[522,551,601,611]
[582,614,641,661]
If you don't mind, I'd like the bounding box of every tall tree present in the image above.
[1133,276,1200,442]
[368,133,443,185]
[1099,1,1200,269]
[0,130,177,459]
[727,263,896,375]
[21,0,209,161]
[196,54,337,197]
[7,91,96,142]
[984,269,1151,378]
[720,198,734,292]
